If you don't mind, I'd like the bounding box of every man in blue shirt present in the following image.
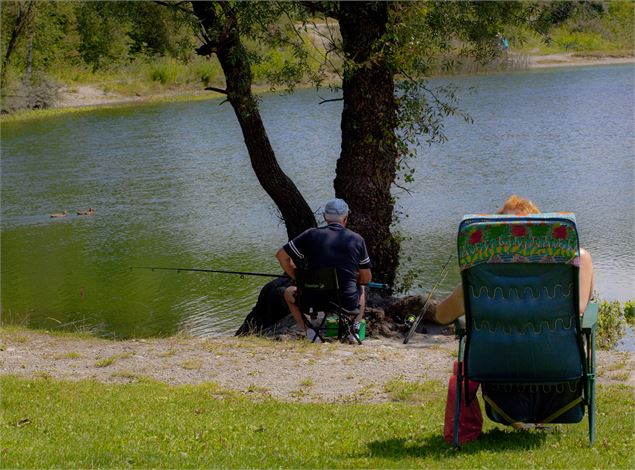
[276,198,372,342]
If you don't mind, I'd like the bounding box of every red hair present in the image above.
[497,195,540,215]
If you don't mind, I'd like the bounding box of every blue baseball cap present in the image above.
[323,198,350,216]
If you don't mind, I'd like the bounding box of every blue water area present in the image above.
[1,64,633,342]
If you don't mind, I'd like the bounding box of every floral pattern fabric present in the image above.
[458,213,579,271]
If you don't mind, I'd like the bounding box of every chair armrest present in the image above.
[454,315,466,338]
[581,303,598,332]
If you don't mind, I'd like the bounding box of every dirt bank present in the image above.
[527,52,635,69]
[1,328,632,403]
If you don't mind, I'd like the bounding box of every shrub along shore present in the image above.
[1,52,633,124]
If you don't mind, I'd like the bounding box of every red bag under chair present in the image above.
[444,360,483,445]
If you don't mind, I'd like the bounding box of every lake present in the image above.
[1,64,633,341]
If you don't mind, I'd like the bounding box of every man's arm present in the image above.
[276,248,296,280]
[357,268,371,285]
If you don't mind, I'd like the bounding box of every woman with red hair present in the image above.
[433,195,595,324]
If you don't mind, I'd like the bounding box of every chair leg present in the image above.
[453,369,463,449]
[339,314,361,344]
[589,376,595,446]
[301,313,326,343]
[453,336,466,449]
[589,331,596,446]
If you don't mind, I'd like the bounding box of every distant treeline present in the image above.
[1,1,633,111]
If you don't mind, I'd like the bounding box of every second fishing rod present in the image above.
[403,254,453,344]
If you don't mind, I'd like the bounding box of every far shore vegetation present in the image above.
[1,1,633,121]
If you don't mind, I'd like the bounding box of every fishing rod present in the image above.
[403,254,453,344]
[130,266,283,279]
[129,266,389,289]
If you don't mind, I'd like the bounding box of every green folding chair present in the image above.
[295,267,362,344]
[453,213,597,448]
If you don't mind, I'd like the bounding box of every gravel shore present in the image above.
[2,328,632,403]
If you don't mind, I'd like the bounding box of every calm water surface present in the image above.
[2,64,633,342]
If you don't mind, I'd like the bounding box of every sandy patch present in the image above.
[53,85,214,109]
[53,85,141,109]
[527,53,634,69]
[1,329,632,403]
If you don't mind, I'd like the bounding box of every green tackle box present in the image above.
[324,316,366,340]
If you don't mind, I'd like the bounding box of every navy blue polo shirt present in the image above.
[283,223,372,309]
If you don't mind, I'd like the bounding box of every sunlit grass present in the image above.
[94,352,133,368]
[1,377,632,468]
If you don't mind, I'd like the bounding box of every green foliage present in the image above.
[596,299,628,350]
[1,1,632,112]
[76,3,134,70]
[148,57,181,85]
[190,56,223,87]
[394,267,425,294]
[514,1,634,55]
[2,377,633,468]
[551,29,612,52]
[623,300,635,324]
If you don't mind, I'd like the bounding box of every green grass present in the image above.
[94,352,133,368]
[1,376,632,468]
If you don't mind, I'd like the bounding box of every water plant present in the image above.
[596,298,629,350]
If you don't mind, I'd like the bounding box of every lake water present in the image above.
[2,64,633,342]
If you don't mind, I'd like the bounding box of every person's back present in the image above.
[288,223,369,309]
[276,198,372,341]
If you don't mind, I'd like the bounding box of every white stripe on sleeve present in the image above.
[289,241,304,259]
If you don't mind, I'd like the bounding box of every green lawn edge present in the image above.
[1,376,633,469]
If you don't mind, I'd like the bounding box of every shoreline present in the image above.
[1,327,633,403]
[2,53,632,123]
[526,52,634,69]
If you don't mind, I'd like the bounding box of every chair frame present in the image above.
[452,214,597,448]
[295,267,362,345]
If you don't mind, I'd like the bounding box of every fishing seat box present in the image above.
[324,316,366,340]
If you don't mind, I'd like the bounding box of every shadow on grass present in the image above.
[365,429,548,460]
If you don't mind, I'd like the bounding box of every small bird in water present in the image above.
[76,207,95,216]
[50,210,68,218]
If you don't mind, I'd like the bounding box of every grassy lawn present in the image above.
[1,377,632,468]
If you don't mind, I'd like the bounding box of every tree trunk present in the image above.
[1,1,36,89]
[191,2,315,240]
[335,2,400,287]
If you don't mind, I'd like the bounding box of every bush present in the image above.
[623,300,635,325]
[596,299,627,350]
[148,58,182,86]
[190,57,222,87]
[551,29,612,52]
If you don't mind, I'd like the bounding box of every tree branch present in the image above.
[300,1,339,19]
[154,0,192,15]
[393,181,413,195]
[318,97,343,105]
[205,86,227,94]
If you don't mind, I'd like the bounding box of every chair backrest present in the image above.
[295,267,341,312]
[457,213,584,383]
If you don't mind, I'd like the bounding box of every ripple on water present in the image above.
[1,65,633,338]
